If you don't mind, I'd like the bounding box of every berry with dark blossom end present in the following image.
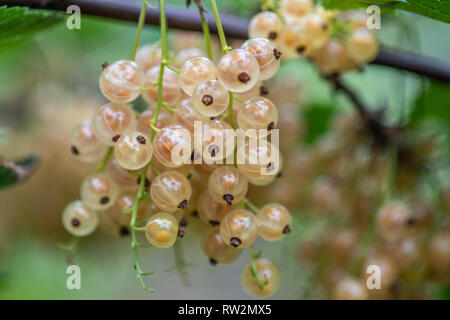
[62,200,99,237]
[192,80,230,117]
[208,166,248,206]
[80,173,119,211]
[202,228,242,264]
[220,209,259,248]
[115,132,153,170]
[257,203,292,241]
[150,171,192,212]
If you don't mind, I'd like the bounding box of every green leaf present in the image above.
[320,0,450,23]
[409,81,450,124]
[303,103,335,144]
[0,155,40,189]
[0,6,63,47]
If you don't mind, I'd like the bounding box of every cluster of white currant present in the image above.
[249,0,379,75]
[60,7,293,296]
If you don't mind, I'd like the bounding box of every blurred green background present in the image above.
[0,0,449,299]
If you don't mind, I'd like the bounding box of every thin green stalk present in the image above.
[210,0,231,54]
[243,197,260,213]
[131,0,147,61]
[227,92,235,129]
[202,19,213,60]
[96,146,114,172]
[174,240,191,286]
[248,245,266,291]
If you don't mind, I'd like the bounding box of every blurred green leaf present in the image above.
[409,81,450,124]
[0,155,39,190]
[320,0,450,23]
[0,6,63,47]
[303,103,335,144]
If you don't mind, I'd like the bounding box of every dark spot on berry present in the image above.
[283,225,291,234]
[71,145,79,155]
[136,135,146,145]
[191,210,198,217]
[177,227,185,238]
[260,85,269,96]
[210,117,216,120]
[268,31,277,40]
[406,217,417,226]
[191,150,200,161]
[112,134,121,142]
[223,194,234,205]
[238,72,251,84]
[208,144,219,157]
[296,46,306,54]
[273,48,282,60]
[322,23,328,31]
[100,196,110,204]
[178,199,188,209]
[187,173,192,180]
[267,121,275,131]
[230,237,241,248]
[102,62,110,69]
[202,94,213,106]
[180,218,188,227]
[209,258,218,266]
[276,171,283,178]
[119,226,130,236]
[209,220,220,227]
[71,218,81,227]
[267,162,274,172]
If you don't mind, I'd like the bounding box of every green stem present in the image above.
[149,161,161,176]
[248,245,266,291]
[174,240,190,286]
[96,146,114,172]
[201,18,213,60]
[151,0,169,141]
[243,197,260,213]
[210,0,231,54]
[227,92,235,129]
[131,0,147,61]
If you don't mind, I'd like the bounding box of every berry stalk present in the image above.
[131,0,147,61]
[210,0,231,54]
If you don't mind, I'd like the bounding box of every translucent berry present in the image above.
[197,190,237,226]
[248,11,283,41]
[142,66,181,107]
[92,103,137,146]
[208,166,249,206]
[62,200,99,237]
[175,98,209,132]
[153,124,193,167]
[334,278,368,300]
[280,0,313,21]
[176,48,206,66]
[70,121,107,163]
[248,174,276,186]
[217,49,260,93]
[179,57,217,96]
[114,132,153,170]
[201,120,234,162]
[237,97,278,133]
[280,22,314,57]
[192,80,230,117]
[135,43,162,72]
[137,108,174,136]
[304,13,331,51]
[145,212,179,248]
[220,209,259,248]
[150,171,192,212]
[346,28,379,64]
[237,141,281,179]
[241,258,281,297]
[313,40,355,75]
[257,203,291,241]
[80,173,119,211]
[202,228,242,264]
[107,157,140,189]
[242,38,281,81]
[99,60,144,103]
[113,192,150,220]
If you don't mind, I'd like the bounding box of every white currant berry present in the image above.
[192,80,230,117]
[248,11,283,41]
[114,132,153,170]
[179,57,217,96]
[217,49,260,93]
[153,124,193,168]
[99,60,144,103]
[280,0,313,21]
[237,141,281,179]
[241,258,281,297]
[242,38,281,81]
[62,200,99,237]
[237,97,278,133]
[145,212,179,248]
[142,65,181,107]
[92,103,137,146]
[201,120,234,162]
[70,121,107,163]
[107,157,140,189]
[175,98,209,132]
[208,166,249,206]
[220,209,259,248]
[176,47,206,66]
[237,82,269,101]
[346,27,379,64]
[150,171,192,212]
[80,173,119,211]
[197,190,237,226]
[280,22,314,57]
[137,107,174,137]
[135,43,162,72]
[257,203,291,241]
[202,228,242,264]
